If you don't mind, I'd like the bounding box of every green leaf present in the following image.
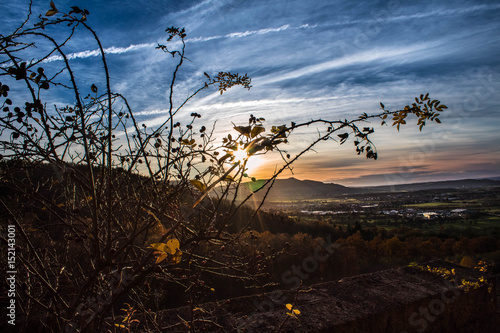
[190,179,206,192]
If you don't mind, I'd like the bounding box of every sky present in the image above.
[1,0,500,186]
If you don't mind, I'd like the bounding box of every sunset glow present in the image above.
[2,0,498,185]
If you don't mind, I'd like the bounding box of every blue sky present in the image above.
[2,0,500,186]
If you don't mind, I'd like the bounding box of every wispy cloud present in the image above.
[257,41,440,85]
[44,42,156,62]
[133,93,359,117]
[189,23,315,42]
[327,3,500,28]
[42,23,315,63]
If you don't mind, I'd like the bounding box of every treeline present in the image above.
[149,225,499,310]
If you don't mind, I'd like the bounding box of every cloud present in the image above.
[327,3,500,28]
[44,42,156,62]
[42,23,315,63]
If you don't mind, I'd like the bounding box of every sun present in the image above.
[232,147,249,163]
[231,147,265,175]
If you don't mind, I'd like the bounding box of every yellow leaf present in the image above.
[155,252,168,264]
[190,179,206,192]
[151,240,181,264]
[293,309,300,315]
[285,303,293,311]
[114,323,126,328]
[166,239,180,253]
[150,243,168,252]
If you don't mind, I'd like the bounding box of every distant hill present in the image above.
[241,177,358,201]
[240,177,500,201]
[362,178,500,192]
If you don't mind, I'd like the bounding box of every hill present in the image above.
[362,178,500,192]
[240,177,500,201]
[241,177,359,201]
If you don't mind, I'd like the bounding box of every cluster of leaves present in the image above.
[381,93,447,131]
[150,239,182,264]
[285,303,301,319]
[408,261,492,293]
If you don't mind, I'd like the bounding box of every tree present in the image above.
[0,2,446,332]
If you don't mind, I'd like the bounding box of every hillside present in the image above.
[242,177,359,201]
[240,177,500,202]
[361,178,500,192]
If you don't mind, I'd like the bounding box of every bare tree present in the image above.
[0,2,445,332]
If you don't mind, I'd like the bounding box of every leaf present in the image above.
[166,239,181,254]
[45,9,57,17]
[150,243,168,252]
[155,252,168,264]
[91,84,98,93]
[224,175,234,182]
[293,309,300,315]
[151,240,182,264]
[435,118,441,123]
[181,139,196,145]
[286,304,293,311]
[337,133,348,144]
[50,1,57,10]
[234,125,251,137]
[190,179,206,192]
[380,102,385,109]
[250,125,265,138]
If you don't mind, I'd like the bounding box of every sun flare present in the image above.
[231,147,265,176]
[232,147,249,163]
